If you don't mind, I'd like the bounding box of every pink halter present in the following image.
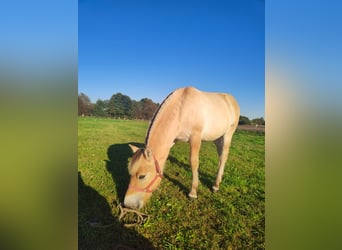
[128,156,163,193]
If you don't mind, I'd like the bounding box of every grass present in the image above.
[78,117,265,249]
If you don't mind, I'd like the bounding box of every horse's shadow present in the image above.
[105,142,144,203]
[168,155,215,192]
[78,171,154,249]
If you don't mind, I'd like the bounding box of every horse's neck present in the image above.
[146,90,183,170]
[146,114,179,170]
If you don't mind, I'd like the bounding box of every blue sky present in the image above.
[79,0,264,119]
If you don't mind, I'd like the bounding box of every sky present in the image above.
[79,0,265,119]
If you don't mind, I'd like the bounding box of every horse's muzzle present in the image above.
[124,193,144,209]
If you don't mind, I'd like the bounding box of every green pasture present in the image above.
[78,117,265,249]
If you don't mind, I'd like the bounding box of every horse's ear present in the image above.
[129,144,140,153]
[143,147,153,161]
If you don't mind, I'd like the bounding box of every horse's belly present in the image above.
[201,130,226,141]
[176,125,228,142]
[175,131,191,142]
[176,115,230,142]
[201,122,230,141]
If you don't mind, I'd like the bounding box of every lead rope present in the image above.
[88,202,150,228]
[117,203,150,227]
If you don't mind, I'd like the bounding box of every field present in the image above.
[78,117,265,249]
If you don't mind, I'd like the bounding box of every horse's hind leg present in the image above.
[213,128,235,192]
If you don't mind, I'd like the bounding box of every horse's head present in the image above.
[124,144,163,209]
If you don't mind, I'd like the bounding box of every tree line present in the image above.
[239,115,265,126]
[78,92,159,120]
[78,92,264,124]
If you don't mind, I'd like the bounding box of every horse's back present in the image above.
[177,87,240,141]
[179,86,239,122]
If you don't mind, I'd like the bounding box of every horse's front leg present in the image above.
[188,134,202,199]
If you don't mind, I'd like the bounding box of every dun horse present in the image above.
[124,87,240,209]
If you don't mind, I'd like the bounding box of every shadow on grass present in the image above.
[78,171,155,250]
[105,142,144,203]
[167,155,216,193]
[163,172,189,197]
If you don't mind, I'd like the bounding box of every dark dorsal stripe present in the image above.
[145,90,175,146]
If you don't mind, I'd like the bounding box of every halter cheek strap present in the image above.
[128,156,163,193]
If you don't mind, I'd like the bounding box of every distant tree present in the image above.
[108,93,133,118]
[238,115,251,125]
[141,98,158,120]
[133,98,158,120]
[251,117,265,125]
[93,99,109,117]
[78,93,93,116]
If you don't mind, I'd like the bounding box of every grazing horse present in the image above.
[124,87,240,209]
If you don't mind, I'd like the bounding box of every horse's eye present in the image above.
[138,174,146,180]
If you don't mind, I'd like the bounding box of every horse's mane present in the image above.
[145,90,177,146]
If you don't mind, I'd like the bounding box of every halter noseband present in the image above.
[128,156,163,193]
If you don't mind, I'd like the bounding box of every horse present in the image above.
[124,86,240,209]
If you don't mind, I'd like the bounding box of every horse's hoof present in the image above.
[188,193,198,199]
[212,186,219,192]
